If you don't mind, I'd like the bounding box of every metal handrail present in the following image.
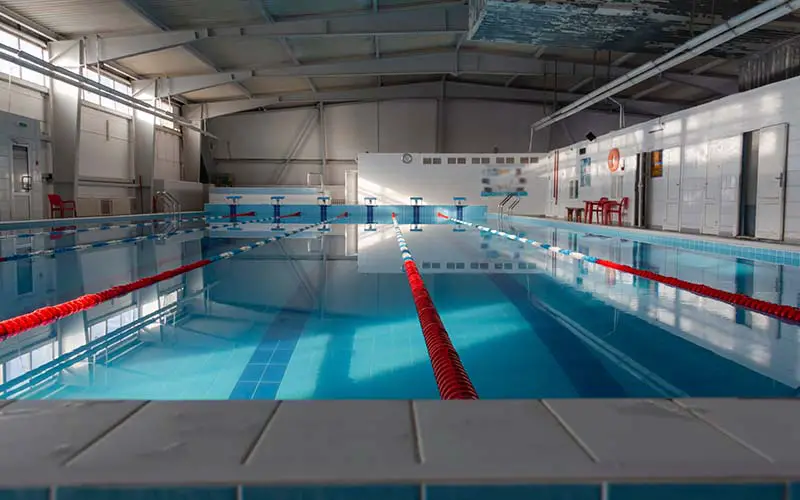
[497,194,513,217]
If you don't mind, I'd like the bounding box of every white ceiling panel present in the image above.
[118,47,214,76]
[182,83,250,101]
[243,76,314,95]
[192,37,288,69]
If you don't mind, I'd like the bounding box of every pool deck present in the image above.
[2,398,800,487]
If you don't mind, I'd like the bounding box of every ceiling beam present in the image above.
[251,0,316,93]
[184,81,688,120]
[81,4,468,64]
[632,59,730,100]
[569,52,636,93]
[143,50,737,98]
[119,0,252,98]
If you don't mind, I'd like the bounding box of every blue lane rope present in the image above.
[0,227,208,263]
[0,213,235,241]
[439,214,598,264]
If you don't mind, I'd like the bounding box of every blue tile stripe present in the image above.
[229,294,312,400]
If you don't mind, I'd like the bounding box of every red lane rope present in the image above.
[594,259,800,323]
[0,259,211,340]
[391,212,478,400]
[0,212,346,341]
[404,260,479,400]
[275,211,301,219]
[218,211,256,219]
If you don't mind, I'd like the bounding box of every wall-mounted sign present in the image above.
[651,150,663,178]
[608,148,621,173]
[580,157,591,187]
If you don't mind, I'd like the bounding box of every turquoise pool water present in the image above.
[0,215,798,399]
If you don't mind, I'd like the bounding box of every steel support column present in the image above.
[48,40,82,202]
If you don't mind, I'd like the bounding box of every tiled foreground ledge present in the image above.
[1,399,800,489]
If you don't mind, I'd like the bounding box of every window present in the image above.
[0,29,46,86]
[155,99,179,130]
[569,179,579,199]
[611,175,624,199]
[80,67,134,116]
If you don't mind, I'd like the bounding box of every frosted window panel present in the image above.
[31,342,54,369]
[6,353,31,380]
[19,39,45,85]
[99,76,115,110]
[89,322,106,340]
[0,31,20,78]
[106,313,122,332]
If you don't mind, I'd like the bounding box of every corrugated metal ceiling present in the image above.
[0,0,154,35]
[118,46,217,76]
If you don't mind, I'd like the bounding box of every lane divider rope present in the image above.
[0,212,257,241]
[0,212,349,340]
[392,212,478,400]
[208,211,301,229]
[0,211,292,263]
[438,213,800,324]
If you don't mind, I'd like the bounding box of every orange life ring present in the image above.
[608,148,621,173]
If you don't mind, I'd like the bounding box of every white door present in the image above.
[702,140,723,235]
[663,147,682,231]
[755,123,788,240]
[11,145,30,221]
[679,143,708,232]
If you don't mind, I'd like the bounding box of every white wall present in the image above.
[155,129,181,181]
[207,99,552,192]
[78,105,132,180]
[358,152,549,214]
[548,110,650,149]
[545,75,800,242]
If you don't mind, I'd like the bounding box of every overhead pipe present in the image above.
[0,42,216,138]
[532,0,800,131]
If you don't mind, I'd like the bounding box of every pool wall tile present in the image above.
[0,490,49,500]
[608,483,786,500]
[425,485,600,500]
[56,488,237,500]
[242,486,420,500]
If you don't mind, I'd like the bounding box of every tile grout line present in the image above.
[241,400,282,465]
[61,401,151,466]
[671,399,776,463]
[409,400,426,464]
[540,400,600,463]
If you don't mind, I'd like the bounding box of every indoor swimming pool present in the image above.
[0,213,798,400]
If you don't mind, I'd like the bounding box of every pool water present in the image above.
[0,215,798,399]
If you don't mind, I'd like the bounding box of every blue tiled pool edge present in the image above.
[517,216,800,266]
[3,482,794,499]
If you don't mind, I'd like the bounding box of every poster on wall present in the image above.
[580,157,591,187]
[481,166,528,197]
[651,150,663,178]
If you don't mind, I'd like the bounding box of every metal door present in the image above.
[754,123,788,240]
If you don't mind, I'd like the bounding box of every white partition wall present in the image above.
[545,75,800,242]
[357,152,549,214]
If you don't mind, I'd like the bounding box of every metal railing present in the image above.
[497,194,521,218]
[154,191,181,235]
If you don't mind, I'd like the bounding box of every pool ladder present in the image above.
[154,191,181,237]
[498,194,521,218]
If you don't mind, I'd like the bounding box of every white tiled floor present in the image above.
[1,399,800,487]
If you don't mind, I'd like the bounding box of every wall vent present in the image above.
[506,157,515,164]
[471,157,481,164]
[481,158,490,164]
[457,157,466,164]
[579,147,587,155]
[447,157,457,164]
[100,199,113,215]
[496,157,505,164]
[423,157,432,165]
[432,157,441,164]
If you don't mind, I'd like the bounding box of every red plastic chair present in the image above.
[588,197,608,223]
[48,194,77,218]
[603,197,629,225]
